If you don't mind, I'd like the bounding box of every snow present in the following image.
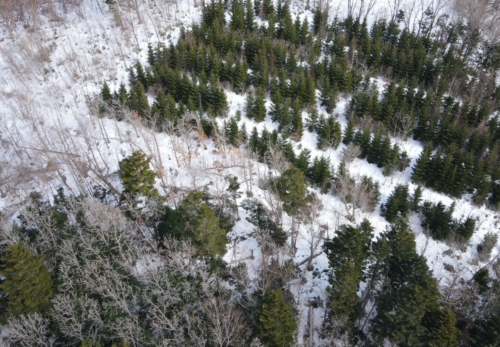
[0,0,498,344]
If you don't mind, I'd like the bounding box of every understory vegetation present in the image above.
[2,0,500,345]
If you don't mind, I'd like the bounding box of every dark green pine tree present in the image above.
[249,127,260,154]
[226,117,240,146]
[291,99,304,141]
[246,92,255,119]
[317,116,342,149]
[422,307,459,347]
[135,82,150,117]
[252,88,267,122]
[320,79,337,114]
[412,145,432,183]
[257,290,297,347]
[231,0,245,31]
[262,0,274,19]
[367,128,383,165]
[117,83,128,106]
[270,90,284,122]
[327,261,361,326]
[343,117,356,145]
[135,61,148,89]
[381,184,410,223]
[119,151,158,198]
[308,156,332,192]
[101,82,112,103]
[245,0,255,32]
[411,185,423,211]
[372,219,440,346]
[295,149,311,174]
[276,167,310,215]
[179,192,227,259]
[0,242,53,318]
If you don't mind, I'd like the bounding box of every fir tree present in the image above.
[226,117,240,146]
[101,82,112,103]
[245,0,255,32]
[412,145,432,183]
[372,219,440,346]
[381,185,410,223]
[257,290,296,347]
[119,151,158,198]
[308,156,332,192]
[276,167,310,215]
[179,192,227,258]
[252,88,267,122]
[231,0,245,31]
[422,307,459,347]
[295,149,311,173]
[343,117,355,145]
[0,242,53,318]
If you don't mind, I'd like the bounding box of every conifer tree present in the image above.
[262,0,274,18]
[343,117,355,145]
[101,82,112,103]
[226,117,240,146]
[276,167,309,215]
[245,0,255,32]
[381,184,410,223]
[257,290,296,347]
[135,82,150,117]
[119,151,158,198]
[372,219,440,346]
[0,242,53,318]
[231,0,245,31]
[295,149,311,173]
[308,156,332,192]
[179,192,227,259]
[422,307,459,347]
[412,145,432,183]
[290,99,303,140]
[327,261,361,325]
[246,92,255,119]
[252,88,267,122]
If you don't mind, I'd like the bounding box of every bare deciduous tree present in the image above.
[333,170,376,223]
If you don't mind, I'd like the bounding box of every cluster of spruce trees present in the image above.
[101,0,500,206]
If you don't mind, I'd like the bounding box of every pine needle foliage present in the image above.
[0,242,53,319]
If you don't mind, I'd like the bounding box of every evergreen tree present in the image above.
[119,151,158,198]
[412,145,432,183]
[343,117,355,145]
[101,82,112,103]
[308,156,332,192]
[317,115,342,149]
[290,99,304,140]
[381,185,410,223]
[252,88,267,122]
[179,192,227,258]
[226,117,240,146]
[276,167,310,215]
[245,0,255,32]
[422,307,459,347]
[420,201,456,240]
[0,242,53,318]
[295,149,311,173]
[412,185,423,211]
[327,261,361,325]
[257,290,296,347]
[372,219,440,346]
[231,0,245,31]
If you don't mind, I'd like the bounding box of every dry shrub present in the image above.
[477,232,498,262]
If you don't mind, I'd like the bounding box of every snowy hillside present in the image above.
[1,0,500,345]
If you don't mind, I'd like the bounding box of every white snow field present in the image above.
[0,0,498,344]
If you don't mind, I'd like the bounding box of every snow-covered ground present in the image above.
[0,0,498,344]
